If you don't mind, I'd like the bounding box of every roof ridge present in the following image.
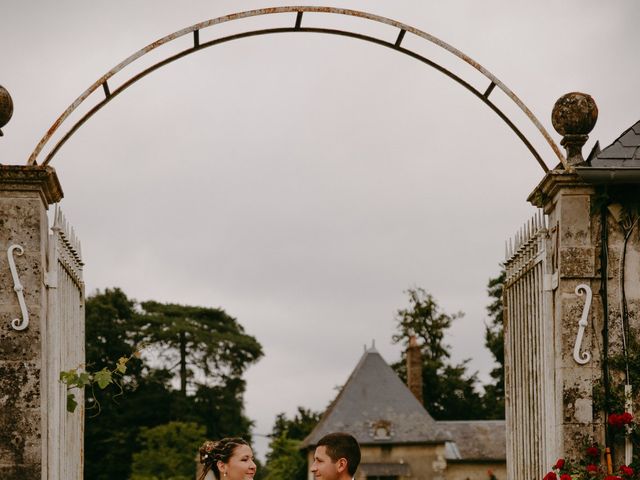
[302,348,375,442]
[611,119,640,146]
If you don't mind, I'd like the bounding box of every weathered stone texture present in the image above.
[559,195,591,246]
[526,171,640,469]
[0,166,58,477]
[559,246,595,277]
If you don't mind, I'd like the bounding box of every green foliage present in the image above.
[263,433,306,480]
[83,288,262,480]
[392,287,459,363]
[139,301,264,395]
[594,334,640,415]
[391,287,485,420]
[263,408,321,480]
[482,268,506,419]
[60,353,135,413]
[270,408,321,441]
[130,421,207,480]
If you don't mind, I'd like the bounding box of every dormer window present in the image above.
[370,420,393,440]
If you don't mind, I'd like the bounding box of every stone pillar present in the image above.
[529,171,603,460]
[0,165,63,479]
[526,92,640,470]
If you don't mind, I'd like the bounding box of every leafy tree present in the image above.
[263,407,321,480]
[83,289,262,480]
[190,378,254,440]
[130,421,206,480]
[83,288,159,480]
[483,269,506,419]
[270,407,321,441]
[263,433,307,480]
[139,301,263,396]
[391,287,485,420]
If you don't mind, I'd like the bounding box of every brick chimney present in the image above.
[406,335,423,404]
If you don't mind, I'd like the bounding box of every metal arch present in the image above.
[28,6,565,171]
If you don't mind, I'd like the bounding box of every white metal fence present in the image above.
[504,211,556,480]
[43,206,85,479]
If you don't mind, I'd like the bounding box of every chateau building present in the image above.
[302,345,506,480]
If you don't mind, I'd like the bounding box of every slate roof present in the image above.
[301,346,451,447]
[574,120,640,183]
[586,120,640,167]
[438,420,506,461]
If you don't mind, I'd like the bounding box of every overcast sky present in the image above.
[2,0,639,460]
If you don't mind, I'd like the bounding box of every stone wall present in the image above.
[0,166,62,479]
[528,172,640,468]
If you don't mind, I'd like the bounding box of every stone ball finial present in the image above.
[0,85,14,137]
[551,92,598,166]
[551,92,598,136]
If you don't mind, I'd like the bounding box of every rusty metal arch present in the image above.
[28,6,565,171]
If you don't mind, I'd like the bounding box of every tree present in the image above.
[263,407,321,480]
[263,433,307,480]
[391,287,485,420]
[83,289,263,479]
[130,421,207,480]
[84,288,162,480]
[270,407,322,441]
[483,269,506,419]
[139,301,263,396]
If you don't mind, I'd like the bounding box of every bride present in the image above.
[198,437,257,480]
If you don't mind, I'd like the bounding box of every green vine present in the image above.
[60,349,140,415]
[593,335,640,415]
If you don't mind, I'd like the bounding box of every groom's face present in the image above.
[311,446,341,480]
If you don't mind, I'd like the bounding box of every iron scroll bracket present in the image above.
[573,283,592,365]
[7,244,30,331]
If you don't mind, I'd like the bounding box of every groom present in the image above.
[310,432,361,480]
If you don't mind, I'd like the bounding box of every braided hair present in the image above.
[198,437,250,480]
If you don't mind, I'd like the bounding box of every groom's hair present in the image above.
[317,432,361,476]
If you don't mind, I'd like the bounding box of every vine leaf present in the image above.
[67,393,78,413]
[59,349,140,416]
[116,356,128,374]
[94,368,113,389]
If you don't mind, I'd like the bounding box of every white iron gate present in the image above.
[43,206,85,479]
[504,211,556,480]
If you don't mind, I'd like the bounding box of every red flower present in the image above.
[604,476,622,480]
[620,465,634,477]
[586,464,600,475]
[560,474,572,480]
[609,412,634,428]
[621,412,633,424]
[609,413,621,427]
[586,445,600,457]
[544,472,558,480]
[554,459,566,470]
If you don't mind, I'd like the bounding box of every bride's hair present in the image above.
[198,437,250,480]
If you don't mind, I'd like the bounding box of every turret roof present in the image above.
[301,346,450,447]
